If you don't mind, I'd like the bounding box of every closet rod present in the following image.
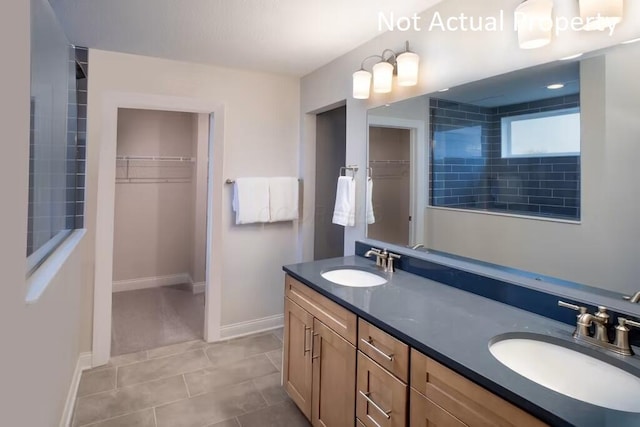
[116,155,195,162]
[225,178,302,184]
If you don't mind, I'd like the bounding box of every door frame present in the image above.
[366,116,426,246]
[92,92,225,367]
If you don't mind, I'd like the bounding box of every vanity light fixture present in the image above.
[547,83,565,90]
[515,0,554,49]
[352,41,419,99]
[579,0,623,31]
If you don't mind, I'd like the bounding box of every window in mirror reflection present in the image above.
[430,94,581,220]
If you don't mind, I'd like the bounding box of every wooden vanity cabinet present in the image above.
[284,274,547,427]
[283,275,357,427]
[410,350,547,427]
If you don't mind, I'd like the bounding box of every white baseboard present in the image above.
[191,281,205,294]
[60,352,92,427]
[112,273,191,293]
[220,314,284,340]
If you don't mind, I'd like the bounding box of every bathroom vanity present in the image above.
[282,252,640,427]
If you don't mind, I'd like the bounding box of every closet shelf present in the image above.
[116,155,195,184]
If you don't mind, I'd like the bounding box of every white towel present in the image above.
[232,177,270,224]
[332,176,356,227]
[366,177,375,225]
[269,177,299,222]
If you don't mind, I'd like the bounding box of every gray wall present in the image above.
[314,106,346,260]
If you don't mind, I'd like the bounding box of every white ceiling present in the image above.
[50,0,443,76]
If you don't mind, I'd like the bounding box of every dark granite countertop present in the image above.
[283,256,640,427]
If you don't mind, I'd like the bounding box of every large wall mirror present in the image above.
[366,40,640,295]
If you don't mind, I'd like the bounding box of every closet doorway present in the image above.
[110,108,209,356]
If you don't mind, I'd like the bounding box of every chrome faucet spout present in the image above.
[624,291,640,303]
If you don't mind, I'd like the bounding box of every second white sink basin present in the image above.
[321,268,387,287]
[489,334,640,412]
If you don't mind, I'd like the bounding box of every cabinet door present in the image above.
[284,297,314,419]
[312,319,356,427]
[410,388,466,427]
[356,352,407,427]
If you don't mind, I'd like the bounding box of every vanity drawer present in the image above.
[285,274,357,344]
[358,318,409,382]
[410,350,547,427]
[357,351,407,427]
[410,387,466,427]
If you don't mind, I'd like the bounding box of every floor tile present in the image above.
[272,327,284,342]
[155,381,267,427]
[147,339,206,359]
[80,408,155,427]
[237,400,310,427]
[77,368,116,397]
[206,418,240,427]
[109,351,148,367]
[265,349,282,371]
[73,375,188,427]
[252,372,288,405]
[117,349,210,387]
[184,354,278,396]
[205,334,282,368]
[84,351,148,374]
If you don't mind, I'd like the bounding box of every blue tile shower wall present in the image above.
[430,96,581,220]
[70,46,88,228]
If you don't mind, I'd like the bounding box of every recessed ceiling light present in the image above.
[438,88,450,92]
[622,38,640,45]
[560,53,583,60]
[547,83,565,90]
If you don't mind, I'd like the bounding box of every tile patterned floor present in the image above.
[73,329,310,427]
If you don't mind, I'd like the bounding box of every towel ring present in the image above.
[340,165,359,180]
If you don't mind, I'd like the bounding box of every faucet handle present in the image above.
[613,318,640,356]
[558,300,587,315]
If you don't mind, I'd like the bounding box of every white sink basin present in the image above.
[489,335,640,412]
[321,268,387,287]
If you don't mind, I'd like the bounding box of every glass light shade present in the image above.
[580,0,623,31]
[515,0,554,49]
[352,69,372,99]
[373,61,394,93]
[396,51,419,86]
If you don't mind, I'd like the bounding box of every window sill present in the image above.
[427,206,581,225]
[25,229,87,304]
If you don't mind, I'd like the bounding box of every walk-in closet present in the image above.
[111,108,209,356]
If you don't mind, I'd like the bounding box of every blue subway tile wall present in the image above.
[72,46,88,228]
[430,95,581,220]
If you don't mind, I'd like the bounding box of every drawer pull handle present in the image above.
[361,338,394,362]
[366,414,384,427]
[303,326,311,355]
[359,390,391,419]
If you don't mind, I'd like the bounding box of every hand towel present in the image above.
[332,176,356,227]
[366,177,375,225]
[269,177,299,222]
[232,177,270,224]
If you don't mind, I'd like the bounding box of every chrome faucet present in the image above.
[364,248,401,273]
[364,248,387,269]
[624,291,640,303]
[559,300,640,356]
